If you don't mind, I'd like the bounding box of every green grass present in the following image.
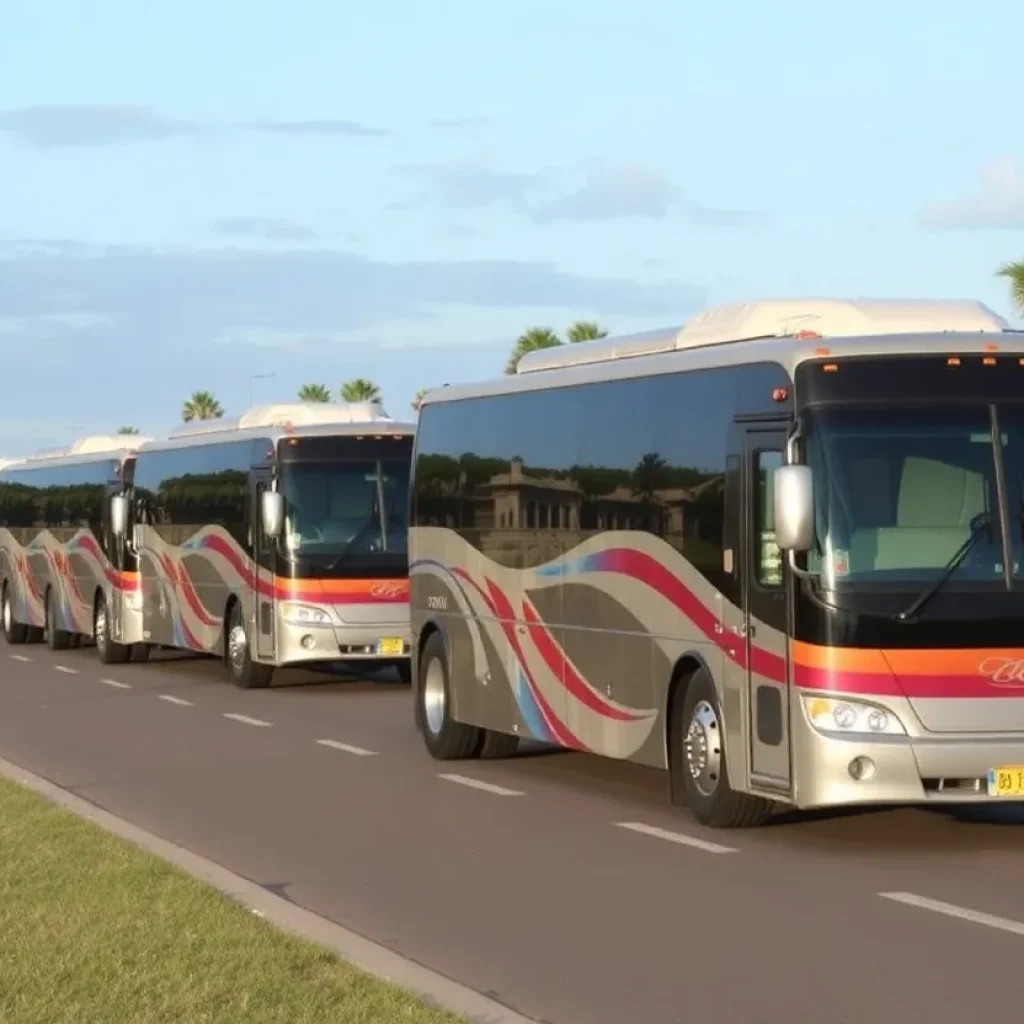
[0,776,466,1024]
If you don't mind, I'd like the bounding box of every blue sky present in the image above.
[1,0,1022,454]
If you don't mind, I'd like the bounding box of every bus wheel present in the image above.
[672,667,774,828]
[225,602,273,689]
[44,590,71,651]
[415,632,482,759]
[478,730,520,759]
[94,596,129,664]
[2,583,28,644]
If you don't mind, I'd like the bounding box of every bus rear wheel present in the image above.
[2,583,28,644]
[671,667,774,828]
[94,596,129,664]
[225,601,273,689]
[415,632,483,759]
[44,589,71,651]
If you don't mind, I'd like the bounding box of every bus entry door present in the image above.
[252,471,276,661]
[741,428,792,792]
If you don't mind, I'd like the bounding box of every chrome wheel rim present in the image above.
[95,602,107,651]
[423,658,446,736]
[685,699,722,797]
[228,617,247,675]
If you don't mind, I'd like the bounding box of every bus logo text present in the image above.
[978,657,1024,687]
[369,581,405,600]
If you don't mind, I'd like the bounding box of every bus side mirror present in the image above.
[110,495,128,537]
[261,490,284,537]
[773,465,813,551]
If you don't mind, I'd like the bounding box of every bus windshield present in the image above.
[803,404,1024,590]
[277,458,410,577]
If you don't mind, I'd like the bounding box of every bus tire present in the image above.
[415,631,482,759]
[478,730,520,759]
[2,582,28,644]
[225,600,273,689]
[671,667,774,828]
[44,589,71,651]
[94,595,129,664]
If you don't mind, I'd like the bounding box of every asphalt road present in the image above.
[3,640,1024,1024]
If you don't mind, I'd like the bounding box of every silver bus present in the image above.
[409,297,1024,827]
[108,402,415,688]
[0,435,150,661]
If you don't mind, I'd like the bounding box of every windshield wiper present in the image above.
[895,511,991,622]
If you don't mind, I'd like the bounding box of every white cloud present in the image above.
[391,158,761,226]
[919,157,1024,231]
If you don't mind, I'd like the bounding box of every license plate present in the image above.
[377,637,404,656]
[987,766,1024,797]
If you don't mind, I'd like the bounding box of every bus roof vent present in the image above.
[23,435,152,461]
[69,434,152,454]
[167,401,396,438]
[516,298,1012,373]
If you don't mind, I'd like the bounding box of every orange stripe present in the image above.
[793,641,1024,674]
[791,642,889,674]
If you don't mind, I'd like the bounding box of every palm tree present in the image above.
[505,327,562,374]
[504,321,610,374]
[181,390,224,422]
[340,378,382,403]
[116,425,140,435]
[411,388,429,413]
[298,383,331,403]
[566,320,609,344]
[997,260,1024,315]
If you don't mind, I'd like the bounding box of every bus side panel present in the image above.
[134,440,257,655]
[0,460,119,637]
[411,364,789,767]
[0,527,47,629]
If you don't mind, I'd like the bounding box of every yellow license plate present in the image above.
[987,766,1024,797]
[377,637,404,656]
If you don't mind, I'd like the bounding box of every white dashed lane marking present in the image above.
[158,694,194,707]
[101,679,132,690]
[438,773,524,797]
[9,654,31,662]
[223,713,272,728]
[54,665,79,675]
[613,821,739,855]
[880,891,1024,938]
[316,739,377,756]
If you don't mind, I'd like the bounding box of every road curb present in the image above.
[0,753,540,1024]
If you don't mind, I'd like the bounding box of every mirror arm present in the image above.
[783,416,815,579]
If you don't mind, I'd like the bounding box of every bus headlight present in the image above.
[280,603,331,626]
[802,696,906,737]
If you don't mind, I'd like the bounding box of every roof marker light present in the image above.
[947,357,961,366]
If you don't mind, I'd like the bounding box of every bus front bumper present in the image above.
[272,621,410,666]
[792,719,1024,810]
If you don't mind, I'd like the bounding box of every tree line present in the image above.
[113,265,1024,436]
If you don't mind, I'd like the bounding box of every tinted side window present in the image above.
[568,376,656,536]
[413,391,579,568]
[652,368,735,591]
[134,440,256,547]
[0,458,117,538]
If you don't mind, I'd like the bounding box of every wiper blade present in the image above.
[895,512,990,622]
